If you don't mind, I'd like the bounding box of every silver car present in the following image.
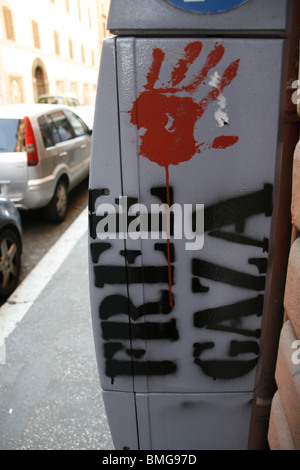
[0,104,91,222]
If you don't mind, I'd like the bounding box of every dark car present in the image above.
[0,196,22,298]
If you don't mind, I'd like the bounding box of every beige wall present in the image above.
[0,0,111,104]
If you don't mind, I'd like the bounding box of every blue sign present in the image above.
[165,0,248,14]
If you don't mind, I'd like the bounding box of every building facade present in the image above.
[0,0,110,105]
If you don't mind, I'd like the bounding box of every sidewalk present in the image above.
[0,207,114,450]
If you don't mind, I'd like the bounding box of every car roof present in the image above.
[39,94,78,98]
[0,103,70,119]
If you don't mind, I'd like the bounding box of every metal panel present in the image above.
[89,10,291,450]
[135,393,253,450]
[115,37,286,395]
[89,38,135,393]
[108,0,293,36]
[102,391,139,449]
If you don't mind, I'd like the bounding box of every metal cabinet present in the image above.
[89,0,294,449]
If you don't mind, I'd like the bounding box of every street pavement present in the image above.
[0,207,114,450]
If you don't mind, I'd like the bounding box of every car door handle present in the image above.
[59,151,68,157]
[80,144,87,149]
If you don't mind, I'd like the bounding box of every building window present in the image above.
[69,38,73,60]
[66,0,70,13]
[70,82,78,97]
[2,6,15,41]
[9,76,23,104]
[55,80,64,95]
[88,7,92,28]
[32,21,41,49]
[102,21,106,43]
[78,0,81,22]
[54,31,60,55]
[81,45,85,64]
[83,83,89,105]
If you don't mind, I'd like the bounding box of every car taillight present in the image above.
[24,116,39,166]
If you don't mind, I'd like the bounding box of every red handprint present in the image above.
[130,41,240,169]
[129,41,240,306]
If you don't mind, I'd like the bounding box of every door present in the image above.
[63,109,91,186]
[41,110,91,188]
[32,60,49,103]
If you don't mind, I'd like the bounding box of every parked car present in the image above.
[0,196,22,298]
[0,104,92,222]
[38,94,81,107]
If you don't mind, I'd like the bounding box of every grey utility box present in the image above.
[89,0,293,450]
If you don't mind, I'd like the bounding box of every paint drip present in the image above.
[130,41,240,306]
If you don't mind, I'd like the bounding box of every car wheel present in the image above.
[0,229,21,298]
[45,179,68,223]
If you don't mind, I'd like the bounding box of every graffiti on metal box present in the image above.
[89,180,272,382]
[88,41,273,384]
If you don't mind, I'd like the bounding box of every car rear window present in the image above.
[38,116,55,148]
[0,118,25,152]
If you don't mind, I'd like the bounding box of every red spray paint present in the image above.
[130,41,240,306]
